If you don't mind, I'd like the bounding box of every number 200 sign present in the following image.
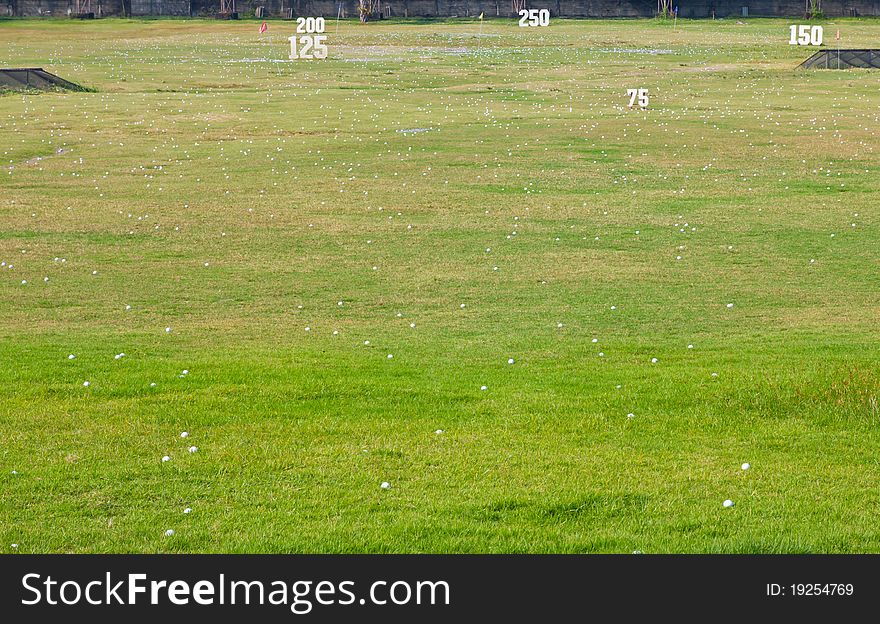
[290,17,328,60]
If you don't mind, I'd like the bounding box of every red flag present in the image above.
[259,21,268,34]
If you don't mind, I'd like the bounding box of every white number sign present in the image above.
[518,9,550,27]
[789,25,823,46]
[290,17,328,59]
[627,88,648,108]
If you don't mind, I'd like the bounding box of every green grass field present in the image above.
[1,16,878,553]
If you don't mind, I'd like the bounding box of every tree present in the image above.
[358,0,380,22]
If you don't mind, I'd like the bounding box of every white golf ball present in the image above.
[380,482,391,489]
[188,446,197,453]
[723,499,734,508]
[480,385,487,391]
[165,327,172,333]
[162,455,171,462]
[435,429,443,435]
[508,358,514,365]
[68,354,76,360]
[82,381,90,387]
[387,354,393,359]
[11,543,18,549]
[180,431,189,438]
[741,463,750,470]
[164,529,175,537]
[651,358,658,364]
[726,303,734,309]
[183,508,192,514]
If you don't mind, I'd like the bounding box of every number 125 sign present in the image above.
[290,17,328,59]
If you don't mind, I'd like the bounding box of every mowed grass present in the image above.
[0,17,878,553]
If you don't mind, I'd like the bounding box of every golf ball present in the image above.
[723,499,734,508]
[380,482,391,489]
[742,463,750,470]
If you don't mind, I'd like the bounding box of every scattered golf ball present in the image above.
[507,358,515,364]
[742,463,750,470]
[435,429,443,435]
[188,446,198,453]
[380,482,391,489]
[651,358,658,364]
[387,354,393,359]
[82,381,90,387]
[162,455,171,462]
[165,327,172,333]
[723,499,734,508]
[164,529,175,537]
[726,303,734,309]
[180,431,189,438]
[459,303,466,309]
[480,385,487,391]
[183,508,192,514]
